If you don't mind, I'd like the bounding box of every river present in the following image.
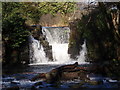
[2,27,119,89]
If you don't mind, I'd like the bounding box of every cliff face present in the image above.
[68,19,84,59]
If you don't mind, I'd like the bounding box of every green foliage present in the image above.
[2,12,29,48]
[69,2,120,62]
[2,2,29,49]
[2,2,76,65]
[2,2,76,24]
[2,2,76,48]
[38,2,76,15]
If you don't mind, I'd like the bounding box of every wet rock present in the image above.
[43,45,53,61]
[45,62,79,82]
[31,62,88,83]
[69,81,86,88]
[86,80,102,85]
[39,32,53,61]
[31,73,46,81]
[45,70,59,83]
[61,70,87,80]
[31,81,43,89]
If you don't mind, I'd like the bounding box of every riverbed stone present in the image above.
[31,73,46,81]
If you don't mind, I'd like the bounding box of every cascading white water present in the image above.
[77,40,88,64]
[29,27,88,65]
[42,27,71,64]
[29,36,48,64]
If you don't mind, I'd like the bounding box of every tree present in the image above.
[98,2,120,43]
[2,2,76,65]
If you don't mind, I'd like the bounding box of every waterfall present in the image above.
[29,27,88,65]
[29,36,48,64]
[42,27,71,64]
[77,40,88,64]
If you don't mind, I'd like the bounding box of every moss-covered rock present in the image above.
[68,19,84,59]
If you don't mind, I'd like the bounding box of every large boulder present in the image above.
[31,73,46,81]
[31,62,88,83]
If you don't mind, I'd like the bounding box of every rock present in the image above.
[44,45,53,61]
[69,81,86,88]
[31,62,88,83]
[57,62,78,70]
[31,82,43,90]
[86,80,102,85]
[61,71,86,80]
[39,33,53,61]
[31,25,42,40]
[68,19,84,59]
[34,81,43,86]
[31,73,46,81]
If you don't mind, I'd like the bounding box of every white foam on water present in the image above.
[29,36,48,64]
[77,40,89,64]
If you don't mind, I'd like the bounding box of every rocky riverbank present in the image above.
[2,62,120,89]
[29,62,120,89]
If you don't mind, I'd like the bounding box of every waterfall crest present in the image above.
[29,27,89,65]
